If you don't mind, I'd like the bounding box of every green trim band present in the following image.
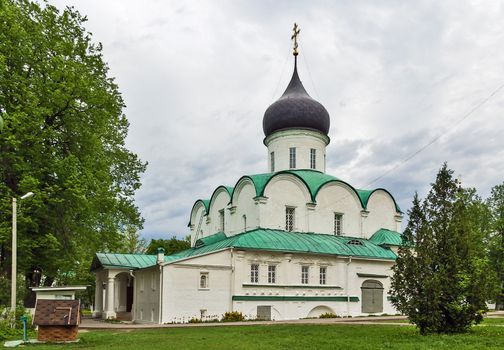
[242,283,342,289]
[356,273,389,278]
[232,295,359,302]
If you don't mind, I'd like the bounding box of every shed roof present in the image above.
[369,228,404,246]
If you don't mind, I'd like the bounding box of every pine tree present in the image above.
[391,163,497,334]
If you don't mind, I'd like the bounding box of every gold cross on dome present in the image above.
[291,23,300,56]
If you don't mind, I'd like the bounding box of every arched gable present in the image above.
[188,199,209,227]
[263,173,312,204]
[208,185,233,213]
[357,188,402,213]
[314,180,365,209]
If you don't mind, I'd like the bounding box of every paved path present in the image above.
[80,311,503,330]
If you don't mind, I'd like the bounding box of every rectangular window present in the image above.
[199,272,209,289]
[270,152,275,172]
[286,207,295,232]
[268,265,276,284]
[301,266,309,284]
[219,209,225,232]
[334,213,343,235]
[289,147,296,169]
[320,267,327,285]
[250,264,259,283]
[310,148,316,169]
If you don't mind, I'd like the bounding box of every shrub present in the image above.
[221,311,245,322]
[0,306,33,341]
[319,312,340,319]
[188,318,202,323]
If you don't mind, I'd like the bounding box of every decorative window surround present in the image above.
[242,283,342,289]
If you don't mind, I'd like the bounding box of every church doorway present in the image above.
[361,280,383,313]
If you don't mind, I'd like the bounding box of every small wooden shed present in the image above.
[33,299,80,342]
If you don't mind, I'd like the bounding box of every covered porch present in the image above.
[90,253,160,320]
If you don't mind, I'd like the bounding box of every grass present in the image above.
[18,320,504,350]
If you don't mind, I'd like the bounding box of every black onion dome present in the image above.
[263,58,330,138]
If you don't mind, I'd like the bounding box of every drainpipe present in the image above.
[158,265,163,324]
[230,248,234,312]
[346,256,352,318]
[157,247,165,324]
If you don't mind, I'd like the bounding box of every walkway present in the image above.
[80,311,503,330]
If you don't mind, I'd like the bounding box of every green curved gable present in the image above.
[230,170,400,213]
[196,170,401,227]
[369,228,403,246]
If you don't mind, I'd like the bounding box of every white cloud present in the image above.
[49,0,504,238]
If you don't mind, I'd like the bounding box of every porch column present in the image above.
[103,275,116,319]
[93,274,103,317]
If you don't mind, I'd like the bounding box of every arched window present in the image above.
[243,214,247,232]
[199,272,209,289]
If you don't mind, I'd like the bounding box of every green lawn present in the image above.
[20,320,504,350]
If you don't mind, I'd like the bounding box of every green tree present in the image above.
[391,163,497,334]
[146,236,191,256]
[0,0,146,306]
[488,182,504,309]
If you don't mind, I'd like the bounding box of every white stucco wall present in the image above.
[261,174,312,231]
[264,129,329,172]
[311,182,362,236]
[363,190,398,239]
[134,267,161,323]
[161,250,232,323]
[231,250,396,319]
[229,180,258,236]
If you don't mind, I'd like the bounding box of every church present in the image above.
[90,27,404,323]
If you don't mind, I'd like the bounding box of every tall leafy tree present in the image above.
[0,0,146,305]
[488,182,504,309]
[146,236,191,256]
[391,163,497,334]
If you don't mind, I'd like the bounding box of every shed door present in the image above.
[361,280,383,313]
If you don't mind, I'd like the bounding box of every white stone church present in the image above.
[91,41,404,323]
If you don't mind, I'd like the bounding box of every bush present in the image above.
[319,312,340,319]
[0,306,34,341]
[221,311,245,322]
[188,317,202,323]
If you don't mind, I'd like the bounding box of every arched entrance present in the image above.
[361,280,383,313]
[307,305,335,318]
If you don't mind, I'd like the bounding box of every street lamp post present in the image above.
[11,192,34,311]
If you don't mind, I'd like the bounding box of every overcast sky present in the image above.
[49,0,504,240]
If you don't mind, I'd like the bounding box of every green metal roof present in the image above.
[90,253,157,271]
[92,229,398,271]
[165,228,397,264]
[195,232,227,248]
[369,228,403,246]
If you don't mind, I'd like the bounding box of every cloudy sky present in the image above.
[50,0,504,240]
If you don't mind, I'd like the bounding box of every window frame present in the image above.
[334,212,343,236]
[301,265,309,284]
[250,263,259,283]
[285,207,295,232]
[199,272,209,289]
[219,209,225,232]
[310,148,316,169]
[319,266,327,285]
[268,265,277,284]
[289,147,296,169]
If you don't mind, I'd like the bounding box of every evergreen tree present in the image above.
[488,182,504,309]
[391,163,497,334]
[146,236,191,256]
